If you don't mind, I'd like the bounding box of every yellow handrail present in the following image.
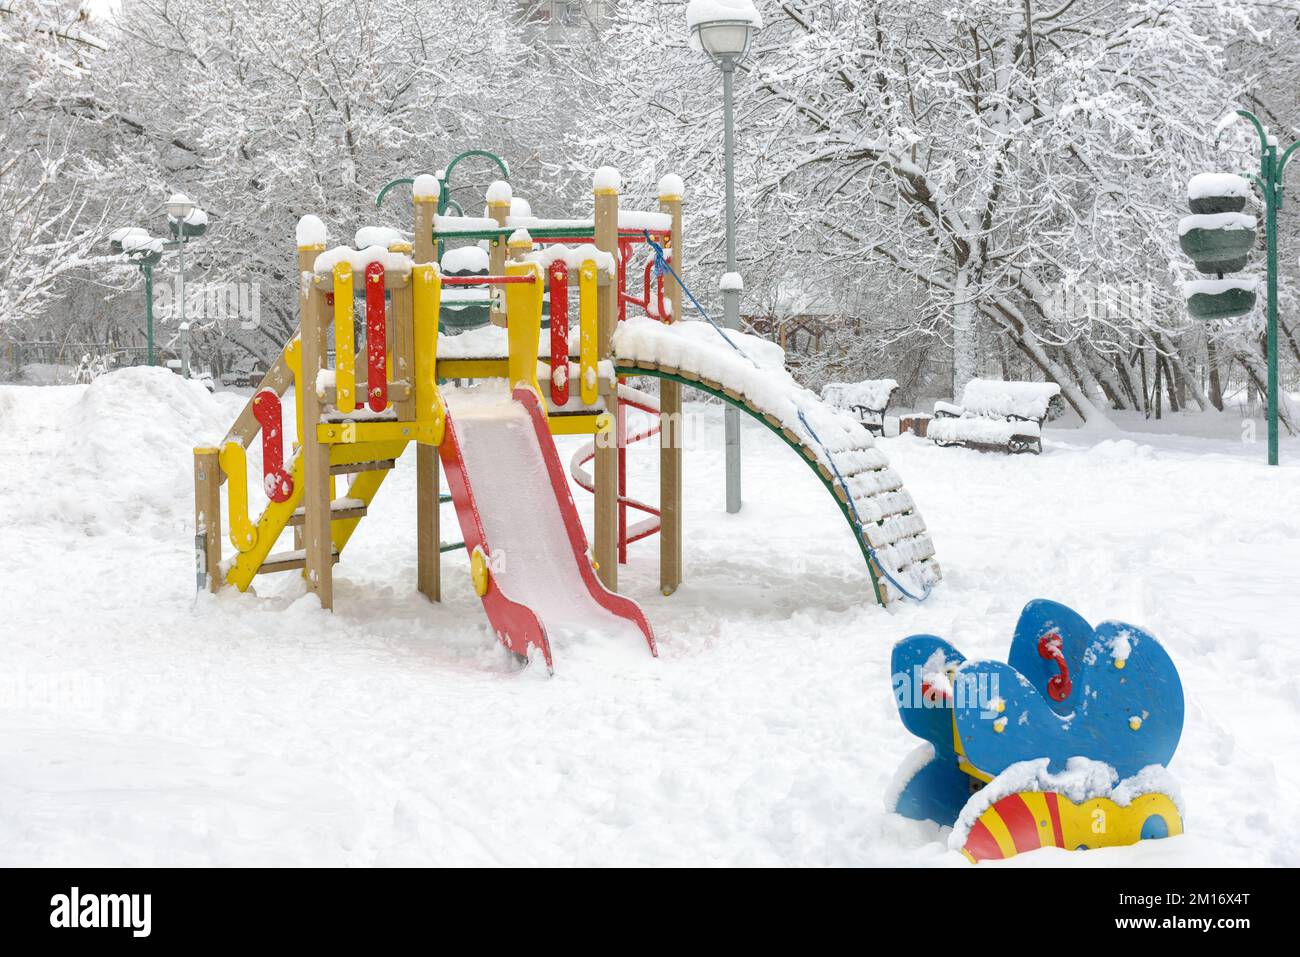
[218,442,259,552]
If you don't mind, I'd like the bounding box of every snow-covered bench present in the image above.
[929,379,1063,455]
[820,379,898,435]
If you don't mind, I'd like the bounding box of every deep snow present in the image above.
[1,368,1297,866]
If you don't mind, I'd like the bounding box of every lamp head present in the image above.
[687,0,762,65]
[165,192,195,220]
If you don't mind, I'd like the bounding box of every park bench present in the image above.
[929,378,1064,454]
[820,379,898,435]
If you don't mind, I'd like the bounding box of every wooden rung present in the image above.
[330,459,395,476]
[260,546,341,574]
[286,501,368,527]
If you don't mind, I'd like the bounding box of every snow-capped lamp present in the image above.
[686,0,762,63]
[888,599,1185,863]
[166,192,208,240]
[1180,173,1257,320]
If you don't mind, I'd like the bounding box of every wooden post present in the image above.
[593,170,620,591]
[487,181,512,328]
[193,447,222,593]
[294,239,324,553]
[413,186,441,601]
[659,178,684,596]
[300,257,333,610]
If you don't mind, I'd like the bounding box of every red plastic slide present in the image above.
[438,386,656,672]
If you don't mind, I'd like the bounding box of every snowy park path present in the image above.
[1,373,1298,866]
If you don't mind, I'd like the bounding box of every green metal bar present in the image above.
[1265,143,1280,466]
[614,366,889,607]
[1230,109,1291,466]
[439,541,466,553]
[142,263,154,366]
[375,177,415,208]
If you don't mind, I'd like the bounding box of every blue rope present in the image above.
[643,231,932,605]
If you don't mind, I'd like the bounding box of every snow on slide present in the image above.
[439,384,656,671]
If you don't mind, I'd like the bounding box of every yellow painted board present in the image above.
[333,262,356,413]
[505,260,545,408]
[579,259,599,405]
[435,358,508,379]
[547,414,602,436]
[317,421,419,445]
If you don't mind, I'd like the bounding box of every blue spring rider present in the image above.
[890,599,1185,862]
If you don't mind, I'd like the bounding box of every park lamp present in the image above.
[687,0,762,65]
[165,192,195,221]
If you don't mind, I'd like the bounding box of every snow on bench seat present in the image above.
[929,416,1041,446]
[931,378,1060,454]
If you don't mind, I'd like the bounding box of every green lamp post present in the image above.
[108,193,207,371]
[1214,110,1300,466]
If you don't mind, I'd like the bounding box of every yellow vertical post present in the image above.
[390,241,415,420]
[412,181,441,602]
[332,262,356,413]
[659,177,684,596]
[413,264,445,445]
[593,169,620,591]
[301,264,334,610]
[193,447,222,592]
[487,181,512,328]
[578,260,600,405]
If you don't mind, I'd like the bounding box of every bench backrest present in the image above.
[959,378,1062,422]
[821,379,899,415]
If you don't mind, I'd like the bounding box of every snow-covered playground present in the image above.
[2,368,1296,867]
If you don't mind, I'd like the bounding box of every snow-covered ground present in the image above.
[1,368,1297,866]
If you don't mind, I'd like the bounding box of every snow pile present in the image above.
[441,246,489,273]
[312,245,413,276]
[949,757,1183,849]
[485,180,512,205]
[412,173,440,200]
[1188,173,1249,200]
[296,215,327,247]
[438,322,568,359]
[593,166,621,192]
[958,378,1061,421]
[521,243,616,275]
[658,173,685,199]
[822,380,898,412]
[719,272,744,292]
[353,226,406,249]
[1177,212,1256,236]
[8,368,242,536]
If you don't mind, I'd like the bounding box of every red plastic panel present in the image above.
[548,261,569,406]
[364,261,387,412]
[252,389,293,502]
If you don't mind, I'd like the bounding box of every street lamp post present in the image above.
[166,193,196,378]
[1218,110,1299,466]
[688,0,762,514]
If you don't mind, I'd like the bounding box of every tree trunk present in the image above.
[1206,337,1225,411]
[952,266,978,398]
